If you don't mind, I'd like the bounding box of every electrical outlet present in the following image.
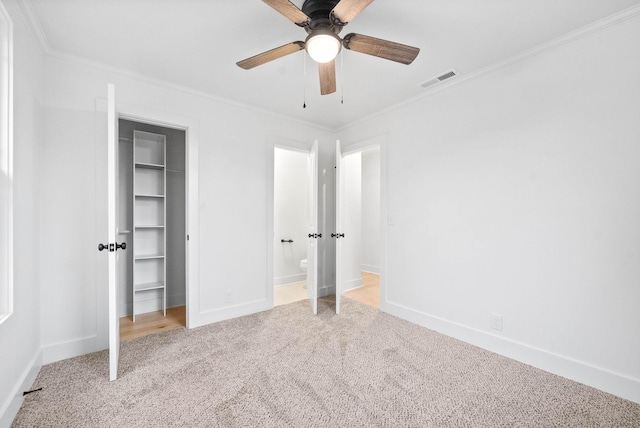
[224,290,232,303]
[490,313,503,331]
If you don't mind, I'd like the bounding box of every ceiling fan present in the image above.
[236,0,420,95]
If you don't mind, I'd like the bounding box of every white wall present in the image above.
[273,147,308,286]
[341,152,362,291]
[361,148,380,273]
[0,0,43,424]
[4,4,638,425]
[37,54,335,363]
[337,14,640,403]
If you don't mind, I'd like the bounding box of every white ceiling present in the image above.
[26,0,640,129]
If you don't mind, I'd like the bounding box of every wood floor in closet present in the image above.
[120,306,186,341]
[120,272,380,341]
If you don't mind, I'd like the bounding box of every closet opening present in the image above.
[339,146,381,308]
[117,119,187,340]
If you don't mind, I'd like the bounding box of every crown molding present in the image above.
[17,0,640,134]
[17,0,50,54]
[16,0,334,134]
[45,50,335,134]
[337,3,640,132]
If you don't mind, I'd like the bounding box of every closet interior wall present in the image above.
[117,119,187,317]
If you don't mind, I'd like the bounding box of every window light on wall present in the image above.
[0,0,13,325]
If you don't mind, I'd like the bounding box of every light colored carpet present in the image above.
[13,298,640,427]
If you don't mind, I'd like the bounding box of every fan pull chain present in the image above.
[340,48,344,104]
[303,53,307,109]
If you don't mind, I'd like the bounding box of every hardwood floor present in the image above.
[275,272,380,309]
[119,273,379,342]
[120,306,186,341]
[274,281,308,307]
[343,272,380,308]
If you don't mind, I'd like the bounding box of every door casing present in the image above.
[111,101,199,329]
[267,138,318,309]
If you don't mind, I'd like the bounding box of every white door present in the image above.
[335,140,343,314]
[307,141,319,314]
[104,83,120,381]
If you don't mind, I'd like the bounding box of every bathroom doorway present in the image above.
[273,147,310,306]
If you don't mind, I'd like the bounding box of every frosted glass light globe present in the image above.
[306,32,341,63]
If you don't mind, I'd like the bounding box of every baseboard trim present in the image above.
[274,274,306,287]
[343,277,363,292]
[318,284,335,298]
[167,294,186,309]
[118,302,128,318]
[384,301,640,404]
[0,349,42,427]
[189,299,271,329]
[41,335,104,365]
[118,293,186,318]
[360,264,380,274]
[318,288,332,298]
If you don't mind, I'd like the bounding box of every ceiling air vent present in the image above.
[419,69,459,89]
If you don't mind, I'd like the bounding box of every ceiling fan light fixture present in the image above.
[238,0,420,96]
[305,30,341,63]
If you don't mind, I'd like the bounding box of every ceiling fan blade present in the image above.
[318,60,337,95]
[343,33,420,65]
[236,41,305,70]
[331,0,374,25]
[262,0,310,26]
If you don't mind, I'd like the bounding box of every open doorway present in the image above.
[117,119,187,340]
[338,146,381,309]
[273,147,310,306]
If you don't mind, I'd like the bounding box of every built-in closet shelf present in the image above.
[134,162,164,169]
[135,194,165,198]
[133,129,167,322]
[135,162,164,170]
[134,282,165,292]
[134,254,165,260]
